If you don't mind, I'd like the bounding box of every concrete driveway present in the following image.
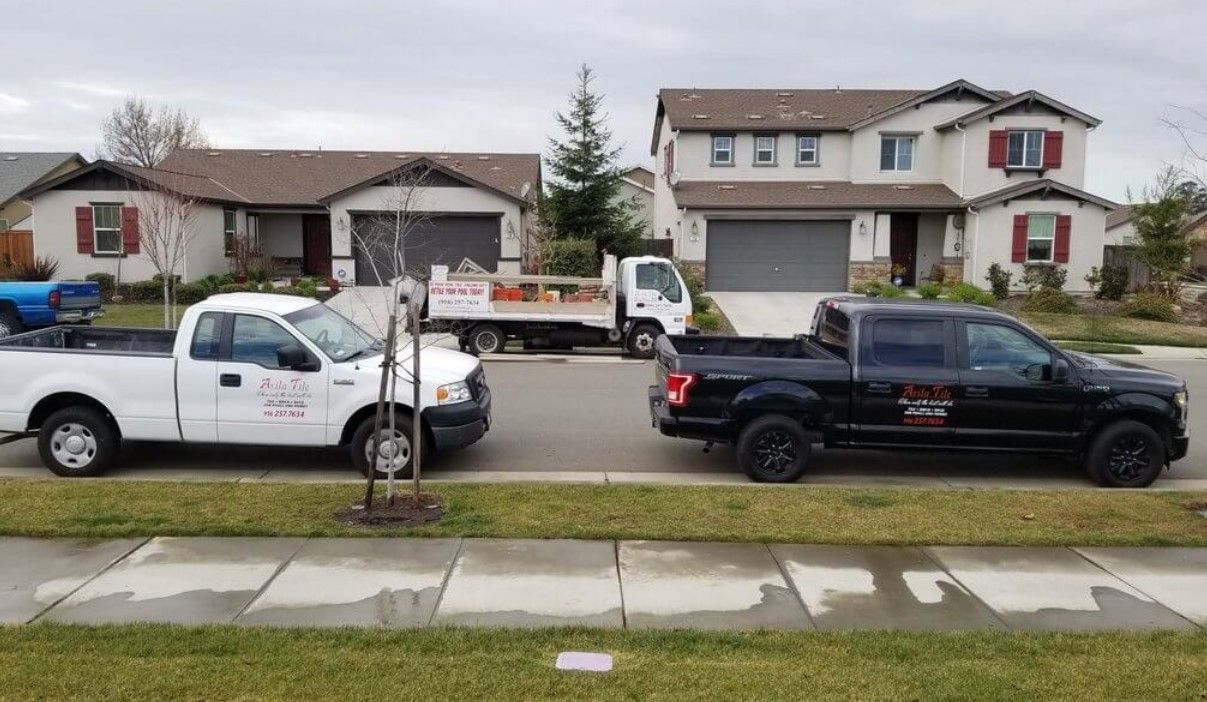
[707,291,843,336]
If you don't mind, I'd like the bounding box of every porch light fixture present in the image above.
[858,220,867,236]
[690,221,700,241]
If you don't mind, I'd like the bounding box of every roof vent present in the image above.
[477,155,490,160]
[2,156,17,161]
[746,114,764,120]
[258,152,273,157]
[692,114,709,119]
[717,184,737,191]
[807,184,827,190]
[355,153,368,159]
[810,114,827,119]
[776,91,794,97]
[298,152,313,158]
[490,165,502,171]
[893,185,914,190]
[206,151,221,156]
[436,154,450,160]
[394,154,409,159]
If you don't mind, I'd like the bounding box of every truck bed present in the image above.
[661,334,837,360]
[0,326,176,355]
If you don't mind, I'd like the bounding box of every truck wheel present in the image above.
[736,415,811,483]
[37,407,118,477]
[468,324,505,355]
[0,310,22,339]
[1085,420,1164,488]
[627,323,660,359]
[351,412,425,480]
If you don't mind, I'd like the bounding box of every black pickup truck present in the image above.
[649,297,1189,487]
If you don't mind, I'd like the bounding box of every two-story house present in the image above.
[650,79,1115,293]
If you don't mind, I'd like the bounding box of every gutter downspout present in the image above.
[954,123,967,197]
[966,204,979,286]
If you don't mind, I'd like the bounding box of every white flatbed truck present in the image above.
[425,255,694,358]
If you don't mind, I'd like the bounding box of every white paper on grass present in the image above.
[555,651,613,673]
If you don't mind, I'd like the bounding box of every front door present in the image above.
[951,320,1082,451]
[303,214,331,277]
[889,214,918,286]
[854,315,958,447]
[215,312,328,445]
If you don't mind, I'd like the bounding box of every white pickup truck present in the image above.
[0,293,491,477]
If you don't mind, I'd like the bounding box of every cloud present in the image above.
[52,81,127,98]
[0,93,30,113]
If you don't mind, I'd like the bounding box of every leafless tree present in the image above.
[100,96,209,167]
[130,177,199,329]
[1163,105,1207,193]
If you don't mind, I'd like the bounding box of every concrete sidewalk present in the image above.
[2,536,1204,632]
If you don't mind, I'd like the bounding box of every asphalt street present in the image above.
[1,356,1205,486]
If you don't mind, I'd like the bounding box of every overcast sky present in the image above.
[3,0,1204,201]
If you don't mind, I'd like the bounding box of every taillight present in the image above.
[48,290,61,309]
[666,372,696,407]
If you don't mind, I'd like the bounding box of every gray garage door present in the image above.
[706,220,850,292]
[352,214,501,285]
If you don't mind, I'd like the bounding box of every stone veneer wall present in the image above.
[940,256,965,285]
[847,258,892,290]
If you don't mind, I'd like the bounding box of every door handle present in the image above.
[220,373,242,388]
[966,386,989,398]
[866,381,892,394]
[636,302,646,308]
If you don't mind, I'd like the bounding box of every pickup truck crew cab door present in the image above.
[214,313,329,445]
[952,320,1080,451]
[176,311,223,442]
[854,315,958,447]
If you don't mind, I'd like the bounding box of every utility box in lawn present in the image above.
[426,254,693,358]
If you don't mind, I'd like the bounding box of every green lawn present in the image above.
[96,303,188,328]
[2,480,1205,546]
[1053,340,1143,354]
[0,625,1202,701]
[1022,311,1207,348]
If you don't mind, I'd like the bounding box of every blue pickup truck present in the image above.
[0,281,104,338]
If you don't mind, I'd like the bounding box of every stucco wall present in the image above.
[958,113,1089,198]
[327,185,526,275]
[615,179,654,238]
[916,213,946,281]
[673,130,852,181]
[29,188,226,282]
[258,213,304,257]
[652,113,683,250]
[968,199,1106,293]
[848,100,981,184]
[1105,221,1136,247]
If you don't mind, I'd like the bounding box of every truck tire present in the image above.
[468,324,505,355]
[351,412,427,480]
[37,406,118,477]
[627,323,660,359]
[0,309,22,339]
[736,414,811,483]
[1085,419,1164,488]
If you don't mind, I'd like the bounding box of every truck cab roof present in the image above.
[195,293,319,316]
[824,296,1016,323]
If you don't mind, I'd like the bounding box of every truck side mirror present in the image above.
[277,344,318,371]
[1052,358,1070,384]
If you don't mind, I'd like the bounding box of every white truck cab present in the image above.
[426,255,693,358]
[0,293,491,477]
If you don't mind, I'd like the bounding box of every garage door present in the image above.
[351,214,501,285]
[706,220,849,292]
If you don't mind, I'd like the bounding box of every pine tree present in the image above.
[544,64,644,259]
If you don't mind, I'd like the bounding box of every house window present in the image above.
[223,208,237,256]
[0,219,9,232]
[796,134,819,166]
[880,135,914,171]
[1026,214,1056,262]
[753,135,776,165]
[92,204,122,254]
[1007,130,1044,169]
[711,134,734,165]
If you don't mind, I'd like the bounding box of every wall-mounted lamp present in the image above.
[690,221,700,242]
[857,220,867,236]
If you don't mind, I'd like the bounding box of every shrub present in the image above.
[984,263,1012,300]
[218,283,255,294]
[271,285,309,297]
[173,282,210,305]
[297,279,318,298]
[1021,264,1066,292]
[945,282,996,306]
[1020,288,1078,314]
[125,279,165,303]
[855,280,904,298]
[673,259,710,313]
[692,310,721,332]
[13,255,60,281]
[928,263,946,286]
[1097,264,1129,301]
[85,272,116,301]
[544,239,598,278]
[1120,291,1177,322]
[259,281,275,293]
[917,281,942,299]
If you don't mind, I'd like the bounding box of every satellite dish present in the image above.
[669,170,682,187]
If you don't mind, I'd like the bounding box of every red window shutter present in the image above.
[665,141,675,182]
[988,130,1009,168]
[1042,131,1064,169]
[1053,214,1072,263]
[1011,214,1028,262]
[75,206,94,254]
[120,206,140,254]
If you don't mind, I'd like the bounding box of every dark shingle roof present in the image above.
[1106,205,1135,229]
[658,88,927,131]
[671,181,963,210]
[0,152,85,205]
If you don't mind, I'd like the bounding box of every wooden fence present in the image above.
[1102,245,1150,291]
[0,230,34,273]
[638,238,674,258]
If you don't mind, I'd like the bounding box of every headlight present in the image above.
[436,381,472,405]
[1174,389,1188,415]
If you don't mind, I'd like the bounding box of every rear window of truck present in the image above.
[817,305,850,358]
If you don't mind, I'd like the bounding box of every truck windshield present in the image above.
[284,304,379,362]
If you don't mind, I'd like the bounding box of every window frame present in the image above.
[1006,129,1045,169]
[879,134,916,172]
[710,133,735,167]
[752,133,777,166]
[227,312,317,371]
[865,316,952,370]
[223,208,238,257]
[961,321,1054,380]
[91,203,124,255]
[1025,213,1057,263]
[189,311,225,361]
[795,133,820,167]
[634,262,683,302]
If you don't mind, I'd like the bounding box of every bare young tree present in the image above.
[130,177,199,328]
[1163,105,1207,196]
[101,96,209,167]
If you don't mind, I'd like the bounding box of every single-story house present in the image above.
[616,166,655,238]
[19,149,540,284]
[1,152,87,232]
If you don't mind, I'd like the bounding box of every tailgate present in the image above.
[56,282,102,310]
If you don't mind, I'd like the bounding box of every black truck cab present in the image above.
[650,297,1189,487]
